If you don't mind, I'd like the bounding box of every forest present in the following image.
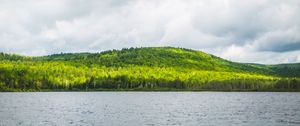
[0,47,299,91]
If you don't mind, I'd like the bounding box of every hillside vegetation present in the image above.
[0,47,299,91]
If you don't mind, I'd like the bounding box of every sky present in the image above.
[0,0,299,64]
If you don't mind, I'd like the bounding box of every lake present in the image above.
[0,92,299,126]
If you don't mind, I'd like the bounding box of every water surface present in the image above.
[0,92,299,126]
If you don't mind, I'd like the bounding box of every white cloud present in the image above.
[210,45,300,64]
[0,0,299,64]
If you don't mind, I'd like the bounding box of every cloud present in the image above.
[208,44,300,64]
[250,28,300,52]
[0,0,299,64]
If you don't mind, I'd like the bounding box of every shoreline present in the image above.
[1,88,300,92]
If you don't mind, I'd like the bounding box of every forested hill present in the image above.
[0,47,300,91]
[1,47,298,76]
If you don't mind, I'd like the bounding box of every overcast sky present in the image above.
[0,0,299,64]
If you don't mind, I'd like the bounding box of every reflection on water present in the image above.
[0,92,299,126]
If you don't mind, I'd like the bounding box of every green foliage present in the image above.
[0,52,32,61]
[268,63,300,77]
[0,47,299,91]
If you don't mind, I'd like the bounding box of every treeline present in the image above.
[0,61,299,91]
[0,52,32,61]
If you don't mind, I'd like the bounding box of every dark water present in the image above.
[0,92,299,126]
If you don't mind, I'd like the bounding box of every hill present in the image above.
[0,47,299,91]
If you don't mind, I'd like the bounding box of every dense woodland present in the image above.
[0,47,299,91]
